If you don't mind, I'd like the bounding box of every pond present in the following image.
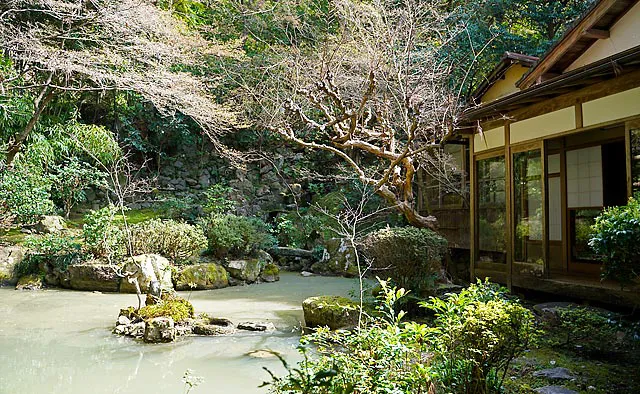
[0,273,360,394]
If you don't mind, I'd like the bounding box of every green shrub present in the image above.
[17,234,84,276]
[554,306,622,353]
[203,184,236,215]
[156,195,200,223]
[200,214,275,258]
[360,226,448,296]
[0,167,54,226]
[83,205,124,261]
[424,279,537,393]
[138,293,194,322]
[589,194,640,286]
[49,158,106,217]
[126,219,207,263]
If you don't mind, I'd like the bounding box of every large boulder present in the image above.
[225,259,263,283]
[173,263,229,290]
[61,262,121,292]
[192,317,235,336]
[0,245,25,285]
[34,215,66,234]
[119,254,173,294]
[310,238,358,277]
[143,317,176,343]
[302,296,360,330]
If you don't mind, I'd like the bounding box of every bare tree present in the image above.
[240,0,473,229]
[0,0,241,166]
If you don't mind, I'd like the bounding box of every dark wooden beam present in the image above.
[583,28,610,39]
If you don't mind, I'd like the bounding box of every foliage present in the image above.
[156,195,201,223]
[126,219,207,263]
[203,184,237,215]
[0,167,54,226]
[360,226,448,296]
[552,306,622,353]
[267,279,536,394]
[82,205,124,261]
[589,195,640,286]
[266,280,431,394]
[50,158,107,217]
[200,214,276,258]
[19,234,84,275]
[424,279,538,393]
[138,293,195,322]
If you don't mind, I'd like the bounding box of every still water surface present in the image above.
[0,273,359,394]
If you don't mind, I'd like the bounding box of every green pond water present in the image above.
[0,273,360,394]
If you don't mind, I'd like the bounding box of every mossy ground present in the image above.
[137,293,195,322]
[503,320,640,393]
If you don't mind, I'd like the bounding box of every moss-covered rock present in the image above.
[15,274,43,290]
[302,295,360,330]
[173,263,229,290]
[143,316,176,343]
[0,245,25,286]
[260,263,280,283]
[138,293,194,322]
[225,259,263,283]
[310,238,359,278]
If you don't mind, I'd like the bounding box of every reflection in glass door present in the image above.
[513,149,543,265]
[477,156,506,264]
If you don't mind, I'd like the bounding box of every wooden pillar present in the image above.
[541,141,549,278]
[505,123,513,289]
[469,134,476,283]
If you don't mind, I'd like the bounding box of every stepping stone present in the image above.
[533,367,575,380]
[535,386,578,394]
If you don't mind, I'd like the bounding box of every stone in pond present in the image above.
[119,254,173,294]
[173,263,229,290]
[302,296,359,330]
[247,350,281,359]
[62,262,121,292]
[260,263,280,283]
[117,315,131,326]
[237,322,276,332]
[192,317,235,336]
[534,386,578,394]
[533,367,575,381]
[225,259,263,283]
[0,245,25,286]
[144,317,176,343]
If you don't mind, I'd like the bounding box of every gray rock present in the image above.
[301,271,314,277]
[310,238,358,277]
[127,322,145,338]
[63,262,121,292]
[534,386,578,394]
[34,215,66,234]
[247,349,280,359]
[117,315,131,326]
[260,263,280,283]
[192,317,235,336]
[533,368,575,381]
[173,263,229,290]
[119,254,173,294]
[302,296,359,330]
[199,174,210,188]
[237,322,276,332]
[271,247,313,259]
[256,250,274,265]
[0,245,25,285]
[225,259,263,283]
[144,317,176,343]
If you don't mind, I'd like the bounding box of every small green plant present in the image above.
[127,219,207,263]
[203,184,236,215]
[17,234,84,276]
[83,205,124,261]
[554,306,621,353]
[200,213,275,258]
[589,194,640,286]
[156,195,200,223]
[182,369,204,394]
[49,158,107,217]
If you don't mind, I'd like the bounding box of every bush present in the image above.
[0,167,54,226]
[17,234,84,276]
[424,279,537,393]
[360,226,448,296]
[589,194,640,286]
[83,205,124,261]
[200,214,275,258]
[49,158,106,217]
[156,195,200,223]
[126,219,207,263]
[266,279,537,394]
[137,293,194,322]
[553,306,622,353]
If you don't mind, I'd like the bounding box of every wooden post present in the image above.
[505,124,513,289]
[541,142,549,278]
[469,134,476,283]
